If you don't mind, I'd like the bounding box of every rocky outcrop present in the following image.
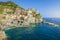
[0,1,43,30]
[0,29,7,40]
[42,20,59,27]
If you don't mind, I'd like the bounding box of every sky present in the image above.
[0,0,60,18]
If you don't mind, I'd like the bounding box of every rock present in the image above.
[42,20,59,27]
[0,30,7,40]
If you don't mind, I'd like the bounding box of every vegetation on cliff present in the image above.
[0,1,24,14]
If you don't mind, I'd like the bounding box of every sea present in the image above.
[5,18,60,40]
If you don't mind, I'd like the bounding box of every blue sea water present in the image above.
[5,18,60,40]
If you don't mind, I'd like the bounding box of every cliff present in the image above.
[0,1,43,30]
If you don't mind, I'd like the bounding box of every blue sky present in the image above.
[0,0,60,18]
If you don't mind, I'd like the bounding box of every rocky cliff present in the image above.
[0,1,43,30]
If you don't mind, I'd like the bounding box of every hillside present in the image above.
[0,1,43,30]
[0,1,24,13]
